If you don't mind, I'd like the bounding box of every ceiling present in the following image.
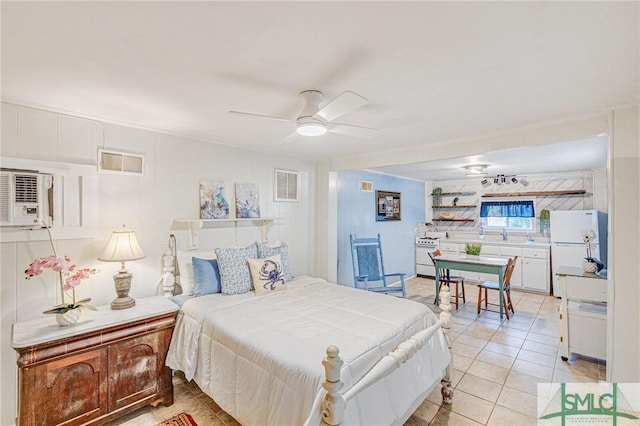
[2,2,638,179]
[370,135,610,181]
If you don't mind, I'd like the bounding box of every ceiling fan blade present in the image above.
[278,131,302,145]
[329,122,379,139]
[315,91,368,122]
[227,110,294,123]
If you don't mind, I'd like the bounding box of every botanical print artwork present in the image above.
[200,180,230,219]
[235,183,261,218]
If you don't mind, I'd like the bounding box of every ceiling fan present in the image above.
[228,90,378,141]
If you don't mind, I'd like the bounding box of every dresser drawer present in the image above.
[480,245,500,256]
[499,246,522,257]
[522,247,549,259]
[439,242,459,253]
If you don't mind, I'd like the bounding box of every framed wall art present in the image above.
[235,182,261,218]
[200,179,231,219]
[376,190,401,221]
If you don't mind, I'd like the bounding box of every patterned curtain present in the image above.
[480,201,535,217]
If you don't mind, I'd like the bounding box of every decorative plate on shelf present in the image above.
[440,213,454,220]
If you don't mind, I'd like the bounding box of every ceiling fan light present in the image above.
[464,164,488,177]
[296,122,327,136]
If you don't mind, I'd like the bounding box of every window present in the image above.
[480,199,535,231]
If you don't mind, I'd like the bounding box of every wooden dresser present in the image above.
[12,296,179,426]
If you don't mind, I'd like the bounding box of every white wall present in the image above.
[428,170,602,234]
[0,102,317,425]
[608,105,640,382]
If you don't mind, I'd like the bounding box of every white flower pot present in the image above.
[56,308,81,327]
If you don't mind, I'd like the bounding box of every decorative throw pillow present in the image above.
[176,250,217,295]
[256,242,292,281]
[215,244,259,295]
[192,257,222,296]
[248,254,287,295]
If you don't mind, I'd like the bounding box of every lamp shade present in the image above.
[98,230,146,263]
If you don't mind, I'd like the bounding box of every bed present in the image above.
[162,241,453,426]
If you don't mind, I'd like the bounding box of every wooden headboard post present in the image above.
[161,234,177,298]
[438,284,454,404]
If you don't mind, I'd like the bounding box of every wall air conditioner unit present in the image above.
[0,171,52,227]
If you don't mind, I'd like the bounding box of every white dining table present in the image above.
[434,254,509,319]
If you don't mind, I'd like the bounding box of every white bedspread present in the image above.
[166,276,450,426]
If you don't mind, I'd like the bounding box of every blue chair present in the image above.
[349,234,407,298]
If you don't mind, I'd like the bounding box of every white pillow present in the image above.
[176,250,216,295]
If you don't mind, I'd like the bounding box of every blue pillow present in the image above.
[256,242,293,281]
[215,244,259,295]
[192,257,222,296]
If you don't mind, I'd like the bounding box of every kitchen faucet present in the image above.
[502,228,508,241]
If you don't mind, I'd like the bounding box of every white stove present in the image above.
[415,231,448,247]
[415,231,447,277]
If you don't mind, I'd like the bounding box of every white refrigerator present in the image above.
[550,210,607,297]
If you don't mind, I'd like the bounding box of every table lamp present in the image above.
[98,228,146,310]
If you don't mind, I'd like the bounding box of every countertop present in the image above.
[12,296,179,348]
[555,265,607,280]
[444,238,551,248]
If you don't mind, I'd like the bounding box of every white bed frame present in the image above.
[160,241,454,426]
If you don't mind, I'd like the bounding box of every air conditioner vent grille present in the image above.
[275,169,299,202]
[0,173,9,222]
[15,174,38,203]
[98,149,144,175]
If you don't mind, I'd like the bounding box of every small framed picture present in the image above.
[200,180,231,219]
[235,182,261,218]
[376,190,401,221]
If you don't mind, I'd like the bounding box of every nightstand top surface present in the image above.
[12,296,178,348]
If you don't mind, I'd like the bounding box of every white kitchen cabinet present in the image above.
[439,242,460,254]
[437,240,550,293]
[522,258,549,291]
[478,243,549,292]
[500,247,522,288]
[478,245,522,287]
[521,248,550,292]
[480,245,500,256]
[416,246,435,277]
[438,243,463,276]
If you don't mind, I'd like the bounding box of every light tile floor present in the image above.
[107,277,604,426]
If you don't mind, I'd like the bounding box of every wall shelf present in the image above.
[482,190,586,197]
[173,218,276,249]
[430,191,476,196]
[174,218,275,224]
[432,218,475,222]
[433,205,476,209]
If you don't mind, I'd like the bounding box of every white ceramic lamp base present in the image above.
[111,270,136,310]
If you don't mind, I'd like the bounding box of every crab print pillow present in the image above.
[248,254,287,295]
